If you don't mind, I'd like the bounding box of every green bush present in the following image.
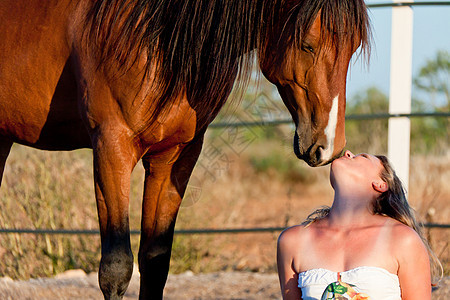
[249,151,316,184]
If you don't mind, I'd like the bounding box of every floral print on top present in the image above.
[321,273,370,300]
[298,266,401,300]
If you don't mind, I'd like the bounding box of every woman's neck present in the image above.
[327,189,375,228]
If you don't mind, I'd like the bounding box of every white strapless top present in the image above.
[298,266,401,300]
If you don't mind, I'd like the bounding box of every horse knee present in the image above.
[99,249,134,300]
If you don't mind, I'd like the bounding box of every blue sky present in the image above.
[346,1,450,107]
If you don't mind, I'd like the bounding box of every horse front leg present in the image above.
[138,134,205,299]
[92,132,138,300]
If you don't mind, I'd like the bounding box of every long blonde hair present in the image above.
[303,155,443,283]
[374,155,442,284]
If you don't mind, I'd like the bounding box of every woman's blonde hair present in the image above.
[374,155,442,284]
[303,155,442,284]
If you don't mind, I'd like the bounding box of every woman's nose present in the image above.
[344,150,355,158]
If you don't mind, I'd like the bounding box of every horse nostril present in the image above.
[315,146,323,163]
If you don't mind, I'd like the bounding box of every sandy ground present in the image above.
[0,267,448,300]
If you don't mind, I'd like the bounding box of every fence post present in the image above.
[388,0,414,194]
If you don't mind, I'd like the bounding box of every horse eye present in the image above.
[301,43,314,54]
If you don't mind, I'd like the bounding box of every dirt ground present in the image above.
[0,267,448,300]
[0,150,448,299]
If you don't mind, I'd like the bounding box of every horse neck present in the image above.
[86,0,285,129]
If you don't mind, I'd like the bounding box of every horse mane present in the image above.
[291,0,371,61]
[86,0,370,124]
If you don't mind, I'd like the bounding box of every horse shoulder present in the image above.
[0,0,83,145]
[137,96,198,154]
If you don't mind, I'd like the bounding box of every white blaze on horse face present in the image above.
[320,95,339,162]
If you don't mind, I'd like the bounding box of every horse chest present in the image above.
[136,98,198,153]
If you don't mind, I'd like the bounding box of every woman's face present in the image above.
[330,150,385,190]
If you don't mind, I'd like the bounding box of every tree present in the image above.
[412,50,449,154]
[345,87,389,154]
[414,50,450,111]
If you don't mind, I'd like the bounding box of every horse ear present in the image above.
[372,181,388,193]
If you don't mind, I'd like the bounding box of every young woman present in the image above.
[277,150,441,300]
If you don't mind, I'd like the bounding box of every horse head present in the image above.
[260,1,370,167]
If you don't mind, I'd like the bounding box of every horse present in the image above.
[0,0,370,299]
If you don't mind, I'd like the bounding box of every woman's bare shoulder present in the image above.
[388,219,420,239]
[387,218,427,253]
[278,224,311,247]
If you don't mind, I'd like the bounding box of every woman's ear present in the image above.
[372,181,388,193]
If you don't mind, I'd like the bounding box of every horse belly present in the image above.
[0,0,90,150]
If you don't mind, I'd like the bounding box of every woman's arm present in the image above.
[395,225,431,300]
[277,228,302,300]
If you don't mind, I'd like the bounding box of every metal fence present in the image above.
[367,1,450,8]
[209,112,450,128]
[0,110,448,237]
[0,223,449,236]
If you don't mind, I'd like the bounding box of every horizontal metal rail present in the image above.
[1,111,447,237]
[0,223,448,236]
[209,112,450,128]
[367,1,450,9]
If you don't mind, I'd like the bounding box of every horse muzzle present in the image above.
[293,131,342,167]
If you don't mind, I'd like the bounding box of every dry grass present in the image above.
[0,134,448,280]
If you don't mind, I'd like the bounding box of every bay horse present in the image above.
[0,0,370,299]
